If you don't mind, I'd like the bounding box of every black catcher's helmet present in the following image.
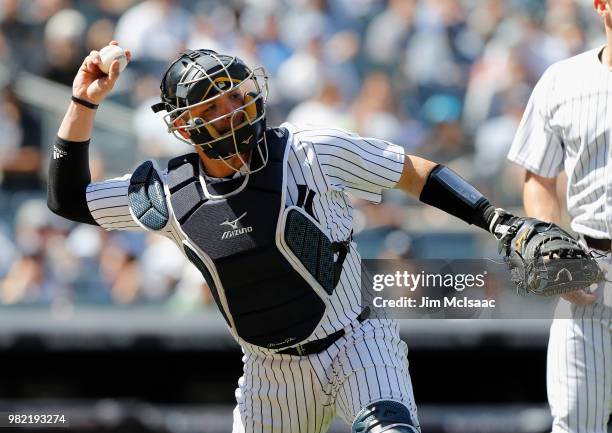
[152,49,269,171]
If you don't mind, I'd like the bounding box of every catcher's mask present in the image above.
[152,49,269,174]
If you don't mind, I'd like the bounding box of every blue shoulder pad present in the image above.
[128,160,169,231]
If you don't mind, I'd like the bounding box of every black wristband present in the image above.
[71,95,99,110]
[473,202,497,232]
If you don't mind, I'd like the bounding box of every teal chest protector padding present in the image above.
[128,161,169,230]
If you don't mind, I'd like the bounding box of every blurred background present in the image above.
[0,0,605,432]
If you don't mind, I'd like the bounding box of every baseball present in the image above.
[98,45,127,74]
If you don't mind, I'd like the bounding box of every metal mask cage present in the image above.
[161,60,269,157]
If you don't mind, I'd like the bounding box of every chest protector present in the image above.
[165,128,349,349]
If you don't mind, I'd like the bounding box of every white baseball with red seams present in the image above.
[99,45,127,74]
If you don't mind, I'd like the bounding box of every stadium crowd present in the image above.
[0,0,603,307]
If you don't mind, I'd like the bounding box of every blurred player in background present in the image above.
[48,40,579,432]
[508,1,612,431]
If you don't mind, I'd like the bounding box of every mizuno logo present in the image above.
[220,212,253,240]
[220,212,247,230]
[241,135,253,145]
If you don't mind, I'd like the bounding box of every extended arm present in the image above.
[394,157,603,296]
[47,42,131,224]
[395,155,497,233]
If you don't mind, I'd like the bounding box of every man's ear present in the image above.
[173,117,191,140]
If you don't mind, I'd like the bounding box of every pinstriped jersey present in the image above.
[85,122,405,354]
[508,46,612,238]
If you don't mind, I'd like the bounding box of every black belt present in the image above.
[277,308,370,356]
[584,235,612,251]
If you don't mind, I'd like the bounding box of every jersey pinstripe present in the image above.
[508,46,612,433]
[548,302,612,433]
[86,122,405,351]
[508,46,612,239]
[232,319,418,433]
[85,122,417,433]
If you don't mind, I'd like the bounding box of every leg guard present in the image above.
[352,400,419,433]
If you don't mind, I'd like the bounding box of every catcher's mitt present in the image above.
[491,211,605,296]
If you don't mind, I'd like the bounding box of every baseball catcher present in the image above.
[47,44,604,433]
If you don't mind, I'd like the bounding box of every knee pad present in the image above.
[352,400,419,433]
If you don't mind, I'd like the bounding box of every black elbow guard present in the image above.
[419,165,495,231]
[47,137,98,225]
